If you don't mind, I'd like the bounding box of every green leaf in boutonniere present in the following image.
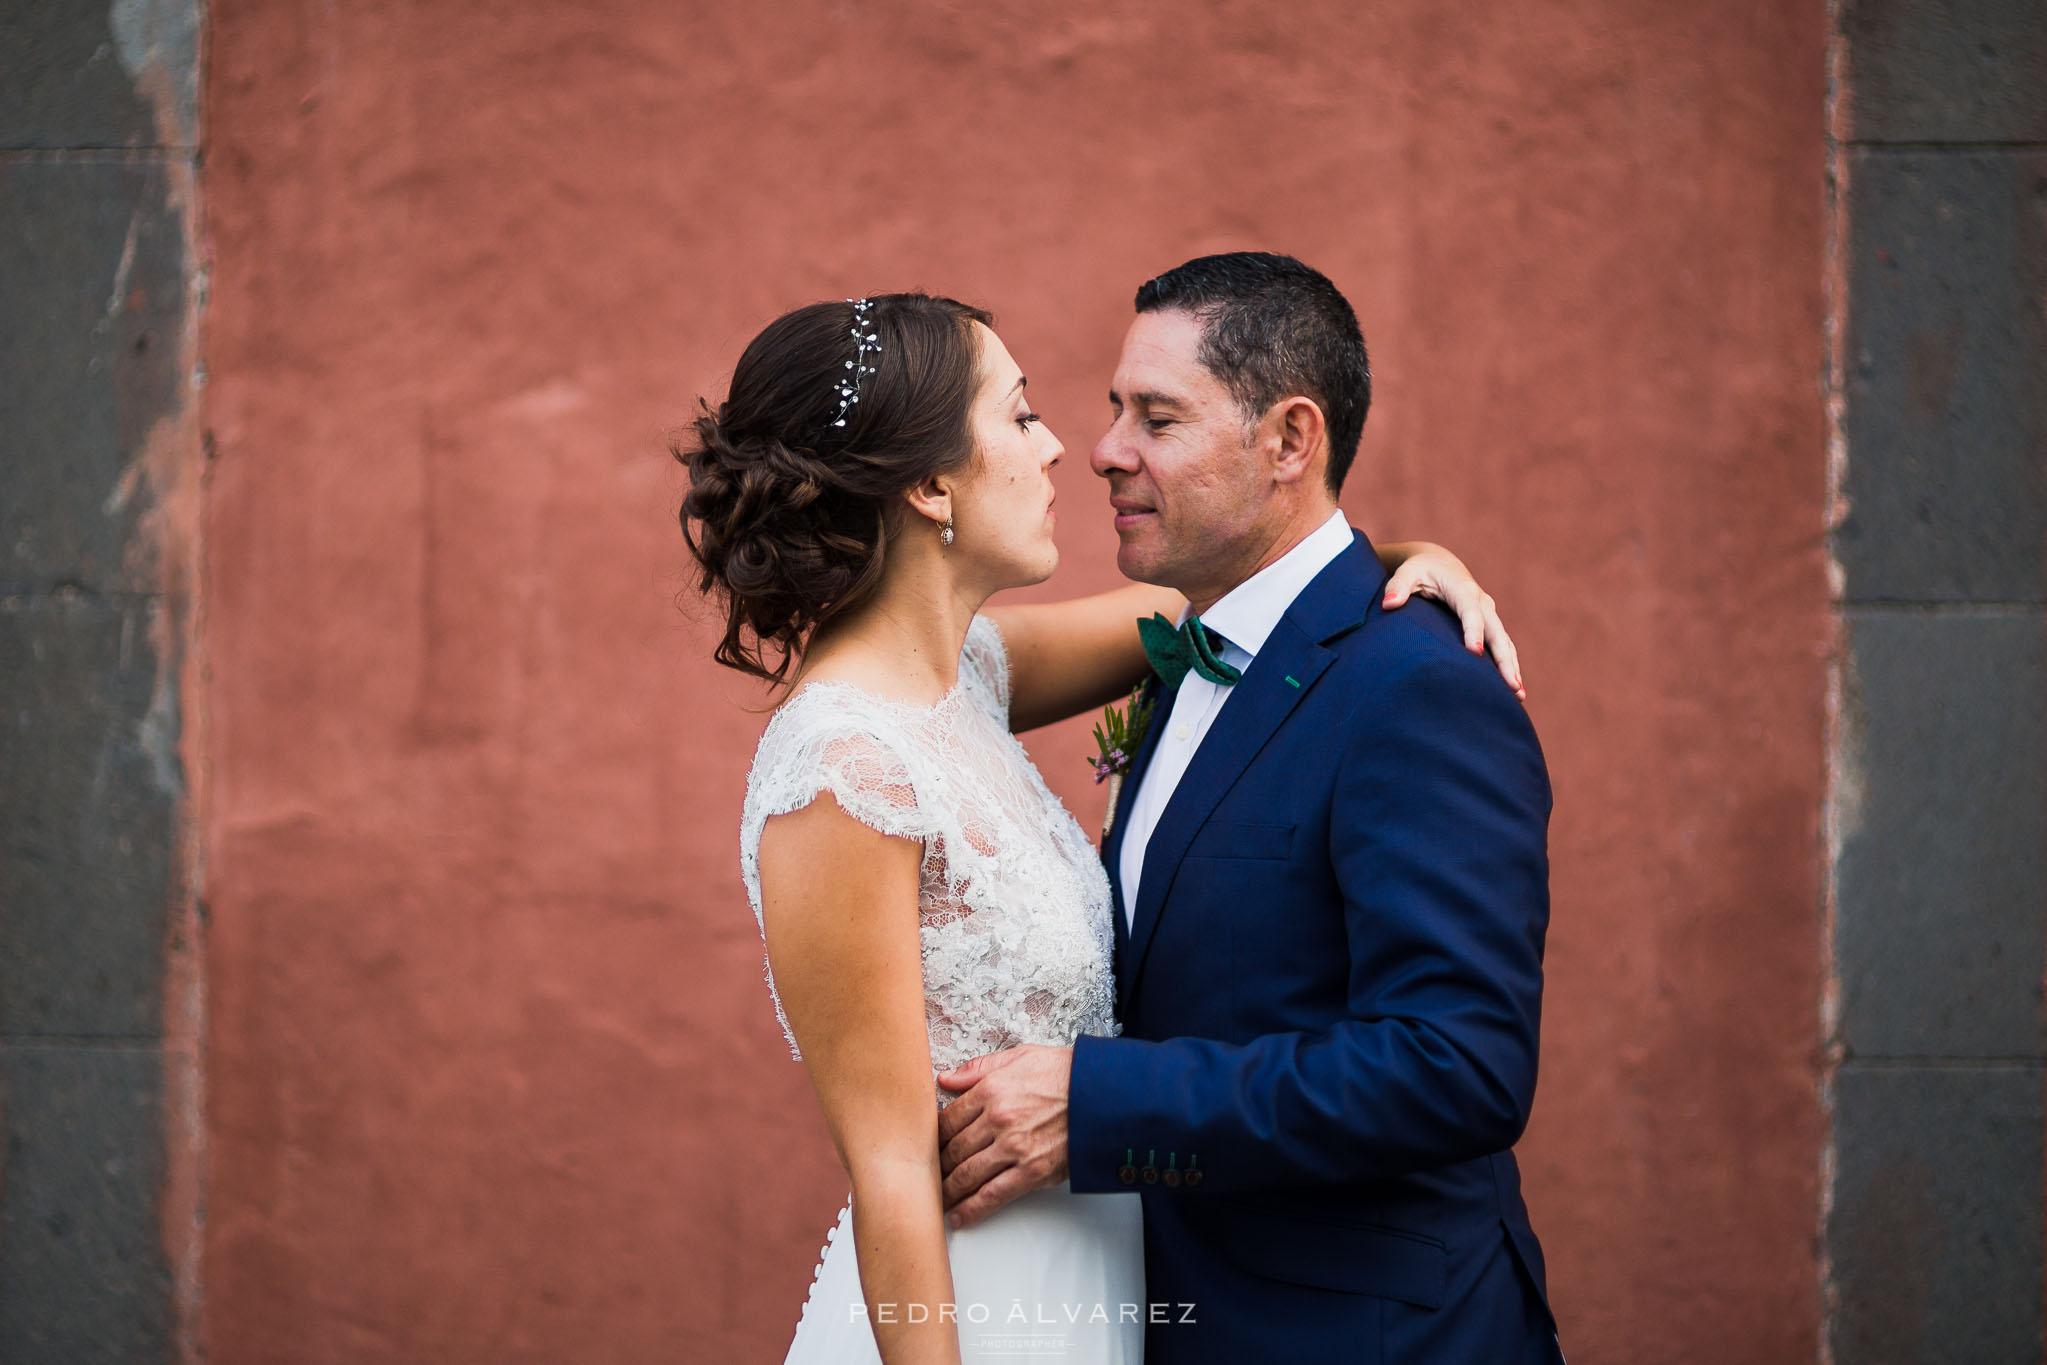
[1087,683,1156,785]
[1091,682,1156,844]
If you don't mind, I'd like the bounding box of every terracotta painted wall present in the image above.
[200,1,1829,1360]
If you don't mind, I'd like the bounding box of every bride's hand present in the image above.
[1380,543,1525,701]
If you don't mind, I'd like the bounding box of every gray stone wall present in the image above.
[1,2,202,1361]
[1828,1,2047,1360]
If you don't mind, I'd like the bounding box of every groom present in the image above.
[937,252,1561,1362]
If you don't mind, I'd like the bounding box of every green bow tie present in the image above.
[1138,612,1243,692]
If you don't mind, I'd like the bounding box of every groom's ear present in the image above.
[1265,395,1328,487]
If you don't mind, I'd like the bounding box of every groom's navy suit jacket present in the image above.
[1069,531,1561,1364]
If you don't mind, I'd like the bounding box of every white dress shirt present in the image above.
[1118,510,1356,927]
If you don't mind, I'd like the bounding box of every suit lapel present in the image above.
[1120,624,1332,1010]
[1120,532,1388,1011]
[1101,676,1166,972]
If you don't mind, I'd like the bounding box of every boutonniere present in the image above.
[1088,683,1156,841]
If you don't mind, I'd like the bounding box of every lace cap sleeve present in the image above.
[739,697,936,1060]
[959,613,1012,724]
[746,701,932,847]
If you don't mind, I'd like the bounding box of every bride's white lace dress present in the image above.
[740,615,1143,1363]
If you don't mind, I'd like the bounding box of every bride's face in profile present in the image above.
[944,322,1065,590]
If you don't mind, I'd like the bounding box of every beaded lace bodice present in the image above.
[739,615,1118,1096]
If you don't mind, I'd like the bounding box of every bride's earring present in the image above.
[939,515,955,548]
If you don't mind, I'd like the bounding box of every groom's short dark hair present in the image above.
[1134,252,1371,494]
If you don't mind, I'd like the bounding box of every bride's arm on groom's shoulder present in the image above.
[984,584,1182,732]
[756,796,964,1365]
[984,543,1523,733]
[1376,542,1526,700]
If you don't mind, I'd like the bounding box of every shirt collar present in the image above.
[1194,510,1354,661]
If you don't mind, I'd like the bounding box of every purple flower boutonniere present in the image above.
[1088,683,1155,784]
[1088,683,1156,841]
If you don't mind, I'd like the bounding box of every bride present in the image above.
[677,294,1520,1364]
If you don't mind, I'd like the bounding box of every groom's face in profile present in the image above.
[1091,309,1277,602]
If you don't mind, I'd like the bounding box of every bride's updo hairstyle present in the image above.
[677,293,995,684]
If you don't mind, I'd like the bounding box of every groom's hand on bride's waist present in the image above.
[935,1044,1073,1230]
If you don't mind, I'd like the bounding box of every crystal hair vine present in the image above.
[832,298,882,429]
